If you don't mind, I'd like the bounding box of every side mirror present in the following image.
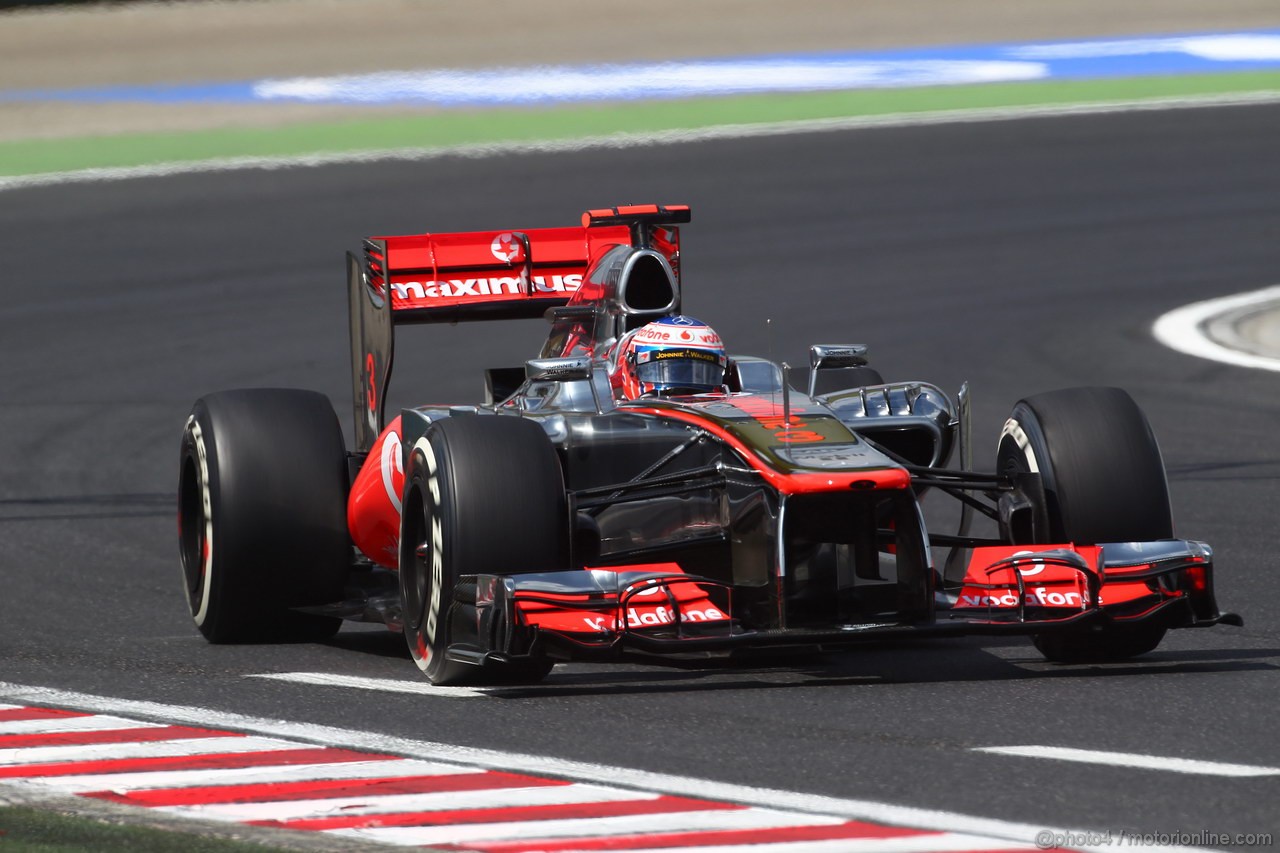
[526,356,593,382]
[809,344,869,371]
[808,344,870,397]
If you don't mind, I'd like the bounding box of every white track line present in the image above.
[1152,284,1280,371]
[0,681,1216,853]
[3,90,1279,193]
[24,758,476,793]
[333,807,846,847]
[0,735,299,766]
[974,745,1280,777]
[247,671,490,698]
[163,782,657,823]
[0,714,164,735]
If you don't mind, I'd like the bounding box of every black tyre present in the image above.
[399,415,569,685]
[810,366,885,397]
[1032,622,1167,663]
[997,387,1172,545]
[996,386,1172,662]
[178,389,350,643]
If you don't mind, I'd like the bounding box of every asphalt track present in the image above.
[1,103,1279,847]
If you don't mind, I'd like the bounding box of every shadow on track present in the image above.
[319,630,1278,699]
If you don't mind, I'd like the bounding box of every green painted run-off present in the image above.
[2,72,1279,178]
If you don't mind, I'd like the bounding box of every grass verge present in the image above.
[0,805,304,853]
[2,71,1278,177]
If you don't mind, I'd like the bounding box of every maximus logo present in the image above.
[392,274,582,301]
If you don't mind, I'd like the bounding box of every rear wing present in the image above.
[347,205,689,452]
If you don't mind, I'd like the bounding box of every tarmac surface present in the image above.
[8,1,1279,353]
[2,4,1280,849]
[1,100,1279,847]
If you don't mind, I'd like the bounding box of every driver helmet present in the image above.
[615,315,727,399]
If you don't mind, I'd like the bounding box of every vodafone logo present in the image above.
[959,588,1086,608]
[580,605,728,633]
[490,232,523,263]
[636,327,673,342]
[636,326,719,345]
[1011,551,1046,577]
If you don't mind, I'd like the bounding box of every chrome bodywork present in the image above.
[337,205,1238,673]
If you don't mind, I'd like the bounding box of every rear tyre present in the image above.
[996,387,1172,662]
[399,416,569,685]
[178,389,350,643]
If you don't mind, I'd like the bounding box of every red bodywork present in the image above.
[508,563,731,639]
[953,544,1210,620]
[348,418,733,636]
[348,416,404,570]
[348,211,681,568]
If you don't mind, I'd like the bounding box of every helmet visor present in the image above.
[635,349,725,391]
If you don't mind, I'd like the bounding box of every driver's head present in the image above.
[615,315,727,399]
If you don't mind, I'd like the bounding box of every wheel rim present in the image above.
[179,419,215,625]
[410,529,431,637]
[400,483,437,671]
[401,488,428,634]
[179,454,205,599]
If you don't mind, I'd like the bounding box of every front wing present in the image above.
[437,541,1240,670]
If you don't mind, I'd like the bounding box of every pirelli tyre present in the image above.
[178,389,350,643]
[399,415,569,685]
[996,386,1173,663]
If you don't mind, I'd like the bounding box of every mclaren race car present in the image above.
[178,203,1241,684]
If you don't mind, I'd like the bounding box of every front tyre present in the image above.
[1032,622,1167,663]
[178,389,350,643]
[997,386,1172,545]
[996,387,1173,662]
[399,416,569,685]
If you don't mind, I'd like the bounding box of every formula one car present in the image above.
[178,203,1241,684]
